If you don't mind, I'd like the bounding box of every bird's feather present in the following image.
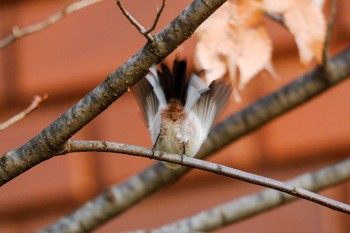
[191,78,232,137]
[132,70,163,143]
[133,59,232,169]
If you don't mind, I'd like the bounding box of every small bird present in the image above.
[133,60,231,169]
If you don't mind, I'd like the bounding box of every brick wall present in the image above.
[0,0,349,232]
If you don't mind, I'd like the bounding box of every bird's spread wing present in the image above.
[132,67,165,143]
[184,73,210,111]
[133,60,231,149]
[190,78,232,136]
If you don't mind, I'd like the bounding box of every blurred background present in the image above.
[0,0,349,232]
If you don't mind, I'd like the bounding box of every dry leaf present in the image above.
[195,0,274,97]
[236,26,273,89]
[195,1,236,84]
[264,0,326,64]
[194,0,325,101]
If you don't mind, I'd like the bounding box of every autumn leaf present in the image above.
[195,1,236,85]
[236,26,273,89]
[264,0,326,64]
[194,0,274,100]
[194,0,326,101]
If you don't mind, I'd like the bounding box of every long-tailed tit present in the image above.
[133,60,231,169]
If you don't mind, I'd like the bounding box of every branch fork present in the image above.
[116,0,166,42]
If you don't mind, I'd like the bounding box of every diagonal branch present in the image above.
[0,95,48,131]
[40,48,350,232]
[0,0,105,49]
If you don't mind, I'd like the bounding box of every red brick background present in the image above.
[0,0,349,232]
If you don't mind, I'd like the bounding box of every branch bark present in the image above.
[0,0,228,186]
[61,140,350,215]
[41,47,350,232]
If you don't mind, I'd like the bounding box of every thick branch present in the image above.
[0,0,104,49]
[0,0,228,186]
[42,48,350,232]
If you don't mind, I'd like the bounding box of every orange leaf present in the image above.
[195,0,274,93]
[264,0,326,64]
[195,1,236,84]
[236,26,273,89]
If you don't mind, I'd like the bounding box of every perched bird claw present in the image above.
[151,147,156,160]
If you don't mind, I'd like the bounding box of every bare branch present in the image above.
[116,0,167,42]
[0,95,48,131]
[144,158,350,233]
[0,0,104,49]
[60,140,350,215]
[144,0,167,34]
[116,0,150,39]
[322,0,337,72]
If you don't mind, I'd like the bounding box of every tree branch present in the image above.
[40,141,350,232]
[61,140,350,215]
[0,95,48,131]
[145,0,167,35]
[116,0,166,42]
[40,48,350,232]
[0,0,105,49]
[322,0,337,72]
[141,158,350,233]
[0,0,228,186]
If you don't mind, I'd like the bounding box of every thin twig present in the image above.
[0,94,48,131]
[139,158,350,233]
[265,12,285,26]
[0,0,104,49]
[322,0,337,72]
[62,140,350,215]
[115,0,151,39]
[116,0,167,42]
[144,0,167,34]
